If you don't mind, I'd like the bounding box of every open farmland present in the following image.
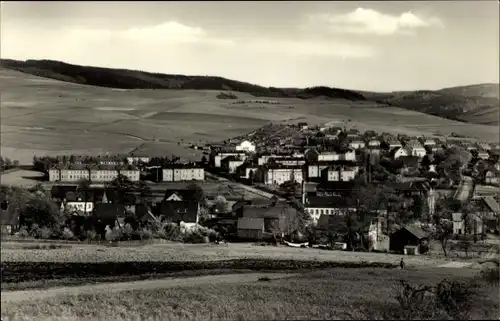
[0,241,455,267]
[1,267,497,321]
[1,68,498,164]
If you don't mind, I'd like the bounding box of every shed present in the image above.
[237,217,264,240]
[389,226,429,254]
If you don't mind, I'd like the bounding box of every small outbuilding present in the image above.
[389,225,429,255]
[237,217,264,240]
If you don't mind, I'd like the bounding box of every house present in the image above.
[422,139,436,147]
[303,195,355,224]
[264,165,303,185]
[237,217,264,240]
[240,203,289,235]
[389,226,429,254]
[472,196,499,233]
[162,164,205,181]
[159,201,199,228]
[399,156,420,173]
[316,181,356,197]
[349,140,365,150]
[405,140,427,158]
[235,140,256,153]
[478,142,492,151]
[163,189,199,202]
[384,138,402,150]
[94,203,127,229]
[298,122,308,130]
[485,169,499,185]
[62,191,94,215]
[221,156,245,174]
[390,146,410,159]
[321,166,359,182]
[477,149,489,160]
[366,145,381,155]
[346,129,360,138]
[367,139,381,147]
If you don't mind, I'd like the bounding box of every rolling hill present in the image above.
[1,63,498,165]
[360,84,499,126]
[2,59,497,126]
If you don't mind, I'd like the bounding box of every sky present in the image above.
[1,1,499,92]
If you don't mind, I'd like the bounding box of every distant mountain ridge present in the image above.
[1,58,498,126]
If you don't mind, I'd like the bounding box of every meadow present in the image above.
[1,267,498,321]
[1,68,498,165]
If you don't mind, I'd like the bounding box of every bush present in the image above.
[17,226,29,238]
[139,228,153,240]
[479,266,499,285]
[62,227,74,240]
[84,229,97,242]
[391,279,478,320]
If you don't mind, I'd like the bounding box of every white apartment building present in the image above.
[127,156,151,165]
[349,140,366,150]
[235,140,256,153]
[323,166,359,182]
[162,167,205,181]
[214,153,247,167]
[264,166,303,185]
[49,165,139,182]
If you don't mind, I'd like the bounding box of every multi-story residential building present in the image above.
[235,140,256,153]
[221,157,245,174]
[212,151,247,167]
[49,164,139,182]
[162,164,205,181]
[321,165,359,182]
[257,152,303,166]
[317,150,355,162]
[349,140,365,150]
[302,195,355,225]
[264,165,303,185]
[127,156,151,165]
[274,157,306,166]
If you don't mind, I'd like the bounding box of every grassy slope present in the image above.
[361,84,499,126]
[1,268,497,321]
[2,58,498,126]
[1,62,498,165]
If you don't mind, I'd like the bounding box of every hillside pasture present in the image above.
[1,68,498,165]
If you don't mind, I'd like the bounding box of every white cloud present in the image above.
[308,8,442,36]
[70,21,235,46]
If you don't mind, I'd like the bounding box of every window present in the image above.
[320,210,324,215]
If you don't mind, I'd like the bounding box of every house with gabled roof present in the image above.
[159,201,199,227]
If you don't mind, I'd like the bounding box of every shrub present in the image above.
[139,228,153,240]
[479,266,499,285]
[62,227,74,240]
[84,229,97,242]
[17,226,29,238]
[121,224,134,241]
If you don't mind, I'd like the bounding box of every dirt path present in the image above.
[1,273,297,303]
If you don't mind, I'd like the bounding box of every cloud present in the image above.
[70,21,235,46]
[308,8,442,36]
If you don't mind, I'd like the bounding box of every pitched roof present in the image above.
[305,196,351,208]
[483,196,500,213]
[241,203,290,219]
[159,201,198,223]
[164,189,198,202]
[399,225,428,239]
[316,214,345,231]
[316,181,356,193]
[237,217,264,230]
[94,203,126,219]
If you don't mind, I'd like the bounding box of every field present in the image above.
[0,241,456,266]
[1,267,498,321]
[2,68,498,165]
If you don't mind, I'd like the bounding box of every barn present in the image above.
[237,217,264,240]
[389,226,429,254]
